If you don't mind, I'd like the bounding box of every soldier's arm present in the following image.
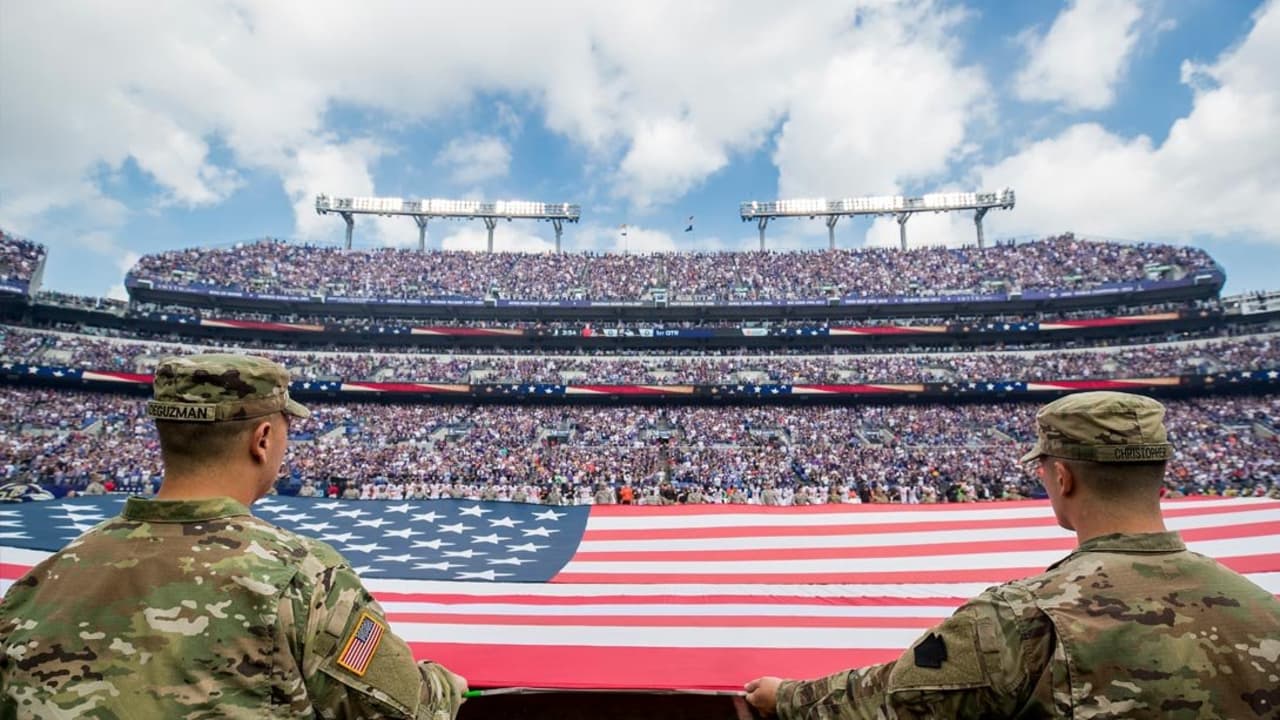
[286,560,466,720]
[774,587,1051,720]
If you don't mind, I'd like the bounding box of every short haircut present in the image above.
[1062,459,1167,502]
[155,416,268,475]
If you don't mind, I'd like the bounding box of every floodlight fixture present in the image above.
[316,194,582,251]
[740,189,1015,250]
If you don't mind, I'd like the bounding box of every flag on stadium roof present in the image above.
[2,496,1277,690]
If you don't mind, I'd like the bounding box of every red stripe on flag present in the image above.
[572,522,1280,561]
[411,643,901,691]
[387,614,943,629]
[553,555,1280,584]
[554,567,1047,585]
[0,563,35,580]
[584,498,1276,517]
[370,593,973,607]
[582,502,1278,541]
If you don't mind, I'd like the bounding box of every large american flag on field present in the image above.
[1,496,1278,690]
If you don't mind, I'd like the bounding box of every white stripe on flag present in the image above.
[379,601,963,618]
[391,622,924,649]
[559,537,1272,576]
[576,508,1280,552]
[583,498,1273,530]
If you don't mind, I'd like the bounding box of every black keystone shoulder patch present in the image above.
[914,632,948,669]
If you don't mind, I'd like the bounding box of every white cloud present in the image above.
[0,0,985,247]
[435,135,512,186]
[1014,0,1145,111]
[979,1,1280,244]
[616,118,727,209]
[277,138,426,249]
[773,4,988,199]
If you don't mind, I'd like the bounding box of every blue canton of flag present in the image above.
[0,497,591,583]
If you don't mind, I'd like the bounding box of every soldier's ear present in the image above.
[248,418,274,463]
[1052,459,1076,497]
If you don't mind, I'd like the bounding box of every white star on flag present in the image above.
[375,553,418,563]
[444,549,486,559]
[342,543,389,554]
[298,522,334,533]
[413,561,460,571]
[453,570,511,581]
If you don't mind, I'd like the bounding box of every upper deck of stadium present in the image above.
[119,234,1222,313]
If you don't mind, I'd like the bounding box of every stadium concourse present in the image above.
[2,232,1279,718]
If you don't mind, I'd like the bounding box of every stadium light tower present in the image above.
[740,189,1015,251]
[315,195,582,252]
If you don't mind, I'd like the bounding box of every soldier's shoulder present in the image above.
[257,519,349,568]
[222,514,352,580]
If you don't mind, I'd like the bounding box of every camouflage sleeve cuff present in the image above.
[417,661,463,720]
[776,669,857,720]
[776,679,804,720]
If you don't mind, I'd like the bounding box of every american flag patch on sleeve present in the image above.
[336,612,386,676]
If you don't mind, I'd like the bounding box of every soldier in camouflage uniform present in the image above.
[543,483,564,506]
[792,485,813,506]
[82,474,107,496]
[0,354,467,719]
[746,391,1280,719]
[760,481,781,506]
[826,483,844,504]
[593,483,615,505]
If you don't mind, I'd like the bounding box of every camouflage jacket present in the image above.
[777,531,1280,719]
[0,497,463,720]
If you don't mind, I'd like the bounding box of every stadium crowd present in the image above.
[2,387,1275,504]
[114,299,1211,330]
[0,232,45,286]
[4,325,1277,384]
[128,234,1216,301]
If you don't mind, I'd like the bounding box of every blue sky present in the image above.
[1,0,1277,298]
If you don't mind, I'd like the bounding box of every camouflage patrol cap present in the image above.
[147,353,311,423]
[1020,391,1172,464]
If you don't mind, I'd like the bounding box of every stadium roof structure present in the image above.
[315,195,582,252]
[740,189,1016,251]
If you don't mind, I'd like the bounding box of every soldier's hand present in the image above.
[744,676,781,716]
[445,668,469,704]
